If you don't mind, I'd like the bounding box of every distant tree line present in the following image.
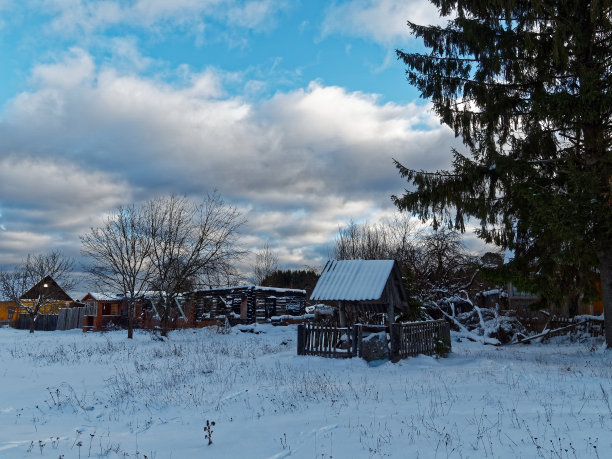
[260,269,320,298]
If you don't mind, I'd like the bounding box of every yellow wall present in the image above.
[14,300,73,315]
[0,301,17,322]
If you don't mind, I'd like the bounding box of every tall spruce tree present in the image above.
[393,1,612,344]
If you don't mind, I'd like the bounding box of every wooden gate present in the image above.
[391,319,451,359]
[297,324,362,358]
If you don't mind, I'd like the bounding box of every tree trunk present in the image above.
[161,320,169,337]
[127,301,134,339]
[29,314,35,334]
[599,249,612,348]
[161,301,169,337]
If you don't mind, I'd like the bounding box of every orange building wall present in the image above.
[0,301,17,323]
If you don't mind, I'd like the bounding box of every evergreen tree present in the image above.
[261,269,319,298]
[394,1,612,344]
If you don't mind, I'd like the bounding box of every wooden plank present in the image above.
[297,324,305,355]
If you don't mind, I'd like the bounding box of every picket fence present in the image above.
[297,319,451,361]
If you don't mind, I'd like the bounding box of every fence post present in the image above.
[297,324,305,356]
[352,324,362,358]
[390,323,401,362]
[442,320,451,347]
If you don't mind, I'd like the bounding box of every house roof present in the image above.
[190,285,306,295]
[21,275,73,302]
[310,259,398,302]
[82,292,121,302]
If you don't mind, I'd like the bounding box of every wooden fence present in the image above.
[297,319,451,361]
[17,313,58,331]
[390,319,451,359]
[547,315,605,338]
[16,307,85,331]
[297,324,362,358]
[57,307,85,331]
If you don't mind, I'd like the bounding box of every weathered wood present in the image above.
[394,320,450,358]
[188,286,305,325]
[299,324,359,358]
[353,324,362,358]
[298,320,450,360]
[297,324,305,355]
[16,314,58,331]
[511,322,582,345]
[390,323,401,361]
[57,307,84,330]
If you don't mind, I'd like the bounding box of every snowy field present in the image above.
[1,325,611,459]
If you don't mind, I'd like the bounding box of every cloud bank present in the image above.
[0,47,457,272]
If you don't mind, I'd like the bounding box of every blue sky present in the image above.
[0,0,465,276]
[0,1,426,104]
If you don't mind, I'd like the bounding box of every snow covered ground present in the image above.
[1,324,611,458]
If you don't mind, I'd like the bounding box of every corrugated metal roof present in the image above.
[310,259,395,301]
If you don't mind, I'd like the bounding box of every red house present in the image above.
[81,293,124,331]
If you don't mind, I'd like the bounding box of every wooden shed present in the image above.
[310,259,409,326]
[186,285,306,325]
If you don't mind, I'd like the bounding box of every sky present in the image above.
[0,0,466,279]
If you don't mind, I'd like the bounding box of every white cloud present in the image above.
[38,0,288,37]
[0,50,457,268]
[107,37,155,72]
[0,231,57,264]
[226,0,287,30]
[321,0,445,44]
[0,155,131,228]
[31,47,95,88]
[0,155,132,264]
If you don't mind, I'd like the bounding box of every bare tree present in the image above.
[333,215,418,262]
[334,220,387,260]
[145,193,246,336]
[252,242,279,285]
[408,228,477,301]
[333,217,477,301]
[80,205,154,339]
[0,250,75,333]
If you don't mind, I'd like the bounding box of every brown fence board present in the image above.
[298,320,450,361]
[392,319,450,359]
[298,324,359,358]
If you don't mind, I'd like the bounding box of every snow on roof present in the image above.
[310,259,395,302]
[83,292,122,301]
[191,285,306,295]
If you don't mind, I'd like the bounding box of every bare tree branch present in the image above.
[0,250,75,333]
